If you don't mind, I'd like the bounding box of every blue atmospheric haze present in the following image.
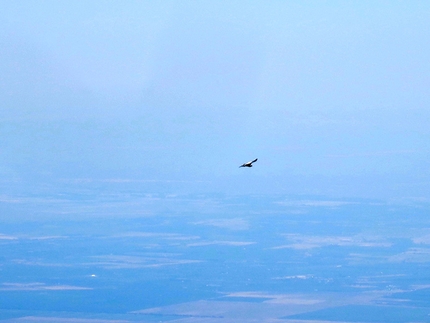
[1,2,430,322]
[1,1,429,198]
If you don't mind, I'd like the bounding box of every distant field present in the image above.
[1,193,430,322]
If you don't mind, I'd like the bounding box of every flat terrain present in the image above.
[1,186,430,322]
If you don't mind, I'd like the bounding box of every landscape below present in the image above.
[1,185,430,322]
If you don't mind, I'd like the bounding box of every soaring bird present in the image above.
[239,158,258,168]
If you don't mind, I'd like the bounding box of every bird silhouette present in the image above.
[239,158,258,168]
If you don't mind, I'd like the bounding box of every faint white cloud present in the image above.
[88,255,201,269]
[0,282,91,291]
[347,253,386,265]
[0,195,26,203]
[354,274,406,287]
[28,235,68,240]
[0,233,17,240]
[12,259,73,267]
[6,316,129,322]
[113,232,200,241]
[131,297,323,320]
[349,248,430,265]
[187,240,255,247]
[0,234,67,241]
[224,291,323,305]
[192,218,249,230]
[413,234,430,245]
[0,194,70,205]
[273,274,313,280]
[277,199,357,208]
[264,297,323,305]
[388,248,430,263]
[273,234,392,250]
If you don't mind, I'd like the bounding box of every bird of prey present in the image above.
[239,158,258,168]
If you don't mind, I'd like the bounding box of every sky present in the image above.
[1,1,430,199]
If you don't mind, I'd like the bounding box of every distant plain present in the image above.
[1,181,429,322]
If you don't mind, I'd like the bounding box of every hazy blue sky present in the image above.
[1,1,429,198]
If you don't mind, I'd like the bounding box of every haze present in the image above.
[2,1,429,198]
[1,2,430,323]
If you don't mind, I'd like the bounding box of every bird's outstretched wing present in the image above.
[239,158,258,167]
